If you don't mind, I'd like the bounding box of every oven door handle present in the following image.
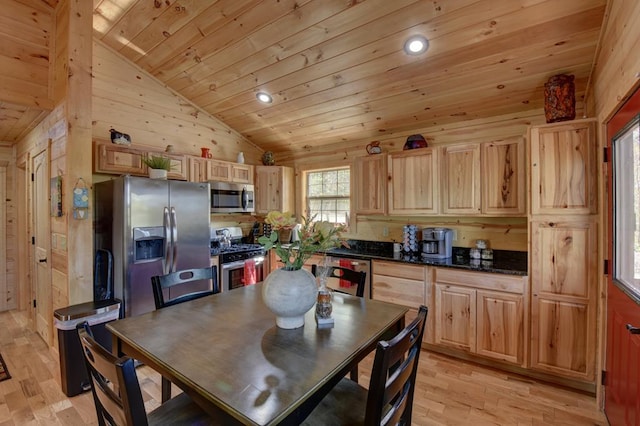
[221,256,265,271]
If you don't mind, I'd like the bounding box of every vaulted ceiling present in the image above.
[1,0,608,155]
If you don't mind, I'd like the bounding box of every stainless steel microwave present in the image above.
[209,181,255,213]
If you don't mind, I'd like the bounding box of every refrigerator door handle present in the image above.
[163,207,171,275]
[170,206,178,273]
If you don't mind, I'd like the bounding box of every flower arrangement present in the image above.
[259,212,348,270]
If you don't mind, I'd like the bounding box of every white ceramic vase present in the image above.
[148,168,168,180]
[262,267,317,329]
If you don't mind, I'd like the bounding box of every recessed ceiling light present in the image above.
[403,35,429,55]
[256,92,273,104]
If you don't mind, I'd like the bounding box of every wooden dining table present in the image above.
[107,282,408,425]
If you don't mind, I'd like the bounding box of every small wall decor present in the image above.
[72,178,89,220]
[50,176,62,217]
[109,128,131,145]
[403,134,428,150]
[366,141,382,155]
[262,151,275,165]
[544,74,576,123]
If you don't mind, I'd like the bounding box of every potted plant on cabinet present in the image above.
[142,155,172,179]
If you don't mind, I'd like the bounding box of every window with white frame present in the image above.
[306,167,350,224]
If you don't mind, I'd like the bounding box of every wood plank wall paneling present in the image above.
[91,41,263,165]
[0,146,16,312]
[591,0,640,121]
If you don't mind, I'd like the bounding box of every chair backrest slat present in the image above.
[78,325,148,426]
[151,266,219,309]
[365,305,428,426]
[311,264,366,298]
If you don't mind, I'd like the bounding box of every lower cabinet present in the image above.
[434,268,528,366]
[372,261,433,344]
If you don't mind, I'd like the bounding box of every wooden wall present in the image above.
[0,145,16,311]
[92,41,263,164]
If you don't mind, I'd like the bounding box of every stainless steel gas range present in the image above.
[210,227,266,291]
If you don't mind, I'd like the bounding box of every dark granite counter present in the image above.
[325,240,528,276]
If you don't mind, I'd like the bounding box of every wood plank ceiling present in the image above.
[2,1,608,154]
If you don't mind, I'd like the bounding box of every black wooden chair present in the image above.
[310,264,366,298]
[151,265,219,402]
[302,305,428,426]
[77,322,215,426]
[311,263,367,382]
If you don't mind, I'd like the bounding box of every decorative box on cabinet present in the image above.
[372,261,433,344]
[481,137,526,215]
[529,217,597,382]
[434,268,527,366]
[255,166,294,214]
[442,143,481,215]
[353,154,386,214]
[530,118,597,215]
[94,143,146,176]
[387,148,439,215]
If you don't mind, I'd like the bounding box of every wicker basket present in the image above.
[277,229,292,243]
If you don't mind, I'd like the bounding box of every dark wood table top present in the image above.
[107,283,407,425]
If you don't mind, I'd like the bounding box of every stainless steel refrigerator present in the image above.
[94,176,211,317]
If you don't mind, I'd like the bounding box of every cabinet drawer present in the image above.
[435,268,525,294]
[372,274,425,309]
[373,261,424,281]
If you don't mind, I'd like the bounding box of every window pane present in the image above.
[614,117,640,296]
[306,168,350,224]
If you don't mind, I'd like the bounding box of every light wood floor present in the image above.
[0,309,609,425]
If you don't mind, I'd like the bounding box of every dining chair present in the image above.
[311,263,367,382]
[302,305,428,426]
[77,322,215,426]
[151,265,219,402]
[310,264,366,298]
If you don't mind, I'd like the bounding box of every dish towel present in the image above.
[244,258,257,286]
[339,259,352,288]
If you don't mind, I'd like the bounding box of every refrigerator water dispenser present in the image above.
[133,227,165,262]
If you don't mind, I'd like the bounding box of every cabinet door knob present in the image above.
[626,324,640,334]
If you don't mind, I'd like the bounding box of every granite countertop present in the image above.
[325,240,528,276]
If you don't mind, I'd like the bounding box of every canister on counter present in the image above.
[475,239,487,250]
[469,248,482,259]
[481,248,493,260]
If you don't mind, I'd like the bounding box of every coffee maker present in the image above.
[421,227,453,259]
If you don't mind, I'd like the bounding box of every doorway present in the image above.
[32,147,51,346]
[604,85,640,424]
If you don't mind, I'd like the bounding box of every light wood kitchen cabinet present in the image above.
[387,148,439,215]
[372,260,433,343]
[148,151,188,181]
[529,216,598,382]
[353,154,386,214]
[94,142,146,176]
[530,118,597,215]
[481,137,526,215]
[188,156,206,182]
[433,268,527,366]
[442,143,481,215]
[255,166,294,214]
[231,164,254,183]
[206,159,232,181]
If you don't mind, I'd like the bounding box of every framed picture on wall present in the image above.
[50,176,62,217]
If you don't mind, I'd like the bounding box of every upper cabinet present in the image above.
[148,151,188,181]
[353,154,386,215]
[388,148,439,215]
[530,119,597,215]
[442,143,481,215]
[94,143,146,176]
[255,166,294,214]
[231,164,254,184]
[481,137,526,216]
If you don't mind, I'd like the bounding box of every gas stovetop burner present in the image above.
[210,241,265,260]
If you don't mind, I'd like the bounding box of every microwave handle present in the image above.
[242,187,249,210]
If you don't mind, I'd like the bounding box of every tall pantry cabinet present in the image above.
[528,118,598,384]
